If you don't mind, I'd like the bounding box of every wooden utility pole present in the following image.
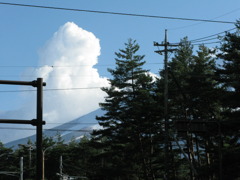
[60,155,63,180]
[154,30,178,179]
[20,157,23,180]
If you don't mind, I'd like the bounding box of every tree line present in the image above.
[0,22,240,180]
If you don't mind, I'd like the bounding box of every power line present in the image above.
[0,127,93,132]
[0,62,164,68]
[0,2,235,24]
[190,37,219,43]
[169,8,240,31]
[0,65,113,68]
[45,128,93,132]
[47,122,97,125]
[0,87,105,93]
[188,27,236,42]
[192,41,221,46]
[0,74,110,78]
[170,27,237,45]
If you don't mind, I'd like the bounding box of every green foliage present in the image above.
[92,39,164,179]
[216,21,240,179]
[0,141,17,180]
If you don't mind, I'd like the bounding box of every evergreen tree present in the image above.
[217,22,240,131]
[166,38,196,178]
[166,38,222,179]
[0,142,16,180]
[188,45,222,179]
[168,37,194,126]
[92,39,163,180]
[216,21,240,179]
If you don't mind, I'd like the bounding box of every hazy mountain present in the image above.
[5,108,104,148]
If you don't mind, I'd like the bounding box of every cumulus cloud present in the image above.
[0,22,109,143]
[36,22,108,123]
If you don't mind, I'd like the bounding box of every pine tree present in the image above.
[189,45,223,179]
[216,21,240,179]
[92,39,163,180]
[0,142,16,180]
[166,39,222,179]
[166,38,196,178]
[217,22,240,130]
[168,37,194,123]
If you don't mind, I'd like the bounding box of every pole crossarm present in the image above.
[0,80,46,87]
[154,41,179,55]
[154,41,179,47]
[0,119,45,126]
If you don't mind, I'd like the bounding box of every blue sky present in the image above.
[0,0,239,142]
[0,1,239,78]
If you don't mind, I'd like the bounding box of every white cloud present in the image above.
[36,22,109,123]
[0,22,109,143]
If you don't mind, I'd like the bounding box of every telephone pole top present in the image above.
[154,29,179,179]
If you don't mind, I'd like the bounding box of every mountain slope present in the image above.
[5,108,104,148]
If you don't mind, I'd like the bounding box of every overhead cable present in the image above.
[171,27,237,45]
[169,8,240,30]
[190,37,219,43]
[0,62,164,68]
[0,87,104,93]
[191,41,221,46]
[0,2,235,24]
[188,27,237,42]
[0,127,93,132]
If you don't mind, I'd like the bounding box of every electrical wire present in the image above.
[188,27,236,43]
[191,41,221,46]
[47,122,97,125]
[190,37,219,43]
[0,74,111,78]
[44,87,103,91]
[0,127,93,132]
[171,27,237,45]
[0,63,164,68]
[45,128,93,132]
[0,2,235,24]
[0,65,111,68]
[169,8,240,30]
[0,87,104,93]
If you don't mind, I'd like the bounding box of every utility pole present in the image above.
[19,144,34,169]
[36,78,44,180]
[60,155,63,180]
[0,78,46,180]
[20,157,23,180]
[154,29,179,179]
[29,145,33,169]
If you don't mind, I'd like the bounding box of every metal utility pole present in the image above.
[0,78,46,180]
[36,78,44,180]
[154,30,178,179]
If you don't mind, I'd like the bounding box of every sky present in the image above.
[0,0,239,143]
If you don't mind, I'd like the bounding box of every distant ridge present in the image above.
[5,108,104,148]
